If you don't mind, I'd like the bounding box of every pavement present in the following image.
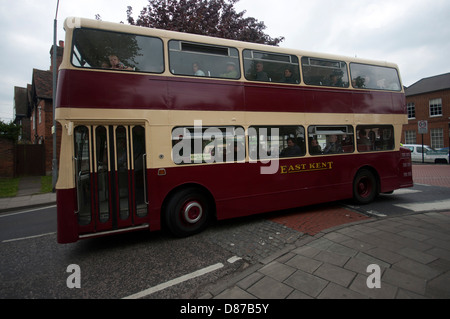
[1,165,450,299]
[0,176,56,213]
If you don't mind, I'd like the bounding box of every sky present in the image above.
[1,0,449,122]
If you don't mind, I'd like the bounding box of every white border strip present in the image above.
[123,262,224,299]
[2,232,56,243]
[0,205,56,218]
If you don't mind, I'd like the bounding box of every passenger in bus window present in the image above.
[281,67,297,84]
[255,62,269,81]
[309,138,322,155]
[328,70,344,87]
[280,138,302,157]
[341,134,354,153]
[357,129,371,146]
[192,62,205,76]
[353,75,371,88]
[109,55,133,70]
[221,62,238,78]
[226,141,245,161]
[323,135,342,154]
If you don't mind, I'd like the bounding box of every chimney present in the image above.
[50,41,64,72]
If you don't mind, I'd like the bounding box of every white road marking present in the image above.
[0,205,56,218]
[394,199,450,212]
[2,232,56,243]
[365,210,387,217]
[123,262,224,299]
[392,189,422,195]
[227,256,242,263]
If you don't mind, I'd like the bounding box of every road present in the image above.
[1,165,449,299]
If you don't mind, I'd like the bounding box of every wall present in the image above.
[403,89,450,148]
[0,137,15,178]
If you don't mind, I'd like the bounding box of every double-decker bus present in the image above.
[56,17,413,243]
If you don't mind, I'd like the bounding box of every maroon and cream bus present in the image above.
[55,17,412,243]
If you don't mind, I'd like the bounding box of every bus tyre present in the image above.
[353,169,377,205]
[165,188,210,237]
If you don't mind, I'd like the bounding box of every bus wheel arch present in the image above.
[352,167,379,205]
[162,184,216,237]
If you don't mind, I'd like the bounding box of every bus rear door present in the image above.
[74,124,149,236]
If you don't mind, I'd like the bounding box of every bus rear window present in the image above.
[350,63,401,91]
[71,28,164,73]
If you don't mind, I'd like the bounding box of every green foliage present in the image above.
[40,175,53,193]
[0,120,21,141]
[126,0,284,46]
[0,178,19,197]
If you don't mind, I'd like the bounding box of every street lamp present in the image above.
[52,0,60,192]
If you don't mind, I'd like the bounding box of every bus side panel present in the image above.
[153,157,352,222]
[57,188,78,244]
[396,148,414,189]
[153,152,410,225]
[166,77,245,111]
[56,69,406,115]
[352,90,397,114]
[56,69,168,110]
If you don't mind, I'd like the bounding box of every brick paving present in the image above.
[199,164,450,299]
[412,164,450,188]
[204,211,450,299]
[269,205,370,236]
[267,164,450,238]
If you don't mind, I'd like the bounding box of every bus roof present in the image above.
[64,17,401,70]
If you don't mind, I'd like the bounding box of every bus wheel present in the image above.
[165,188,210,237]
[353,169,377,205]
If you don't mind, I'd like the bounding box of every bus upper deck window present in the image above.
[350,63,401,91]
[71,28,164,73]
[169,40,240,79]
[243,50,300,84]
[301,57,349,88]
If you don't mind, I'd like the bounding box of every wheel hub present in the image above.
[182,201,202,224]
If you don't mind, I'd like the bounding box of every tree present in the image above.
[0,120,21,142]
[126,0,284,46]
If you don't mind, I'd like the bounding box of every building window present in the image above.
[429,98,442,117]
[405,130,416,144]
[407,102,415,119]
[430,128,444,149]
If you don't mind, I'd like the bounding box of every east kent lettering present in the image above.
[280,161,334,174]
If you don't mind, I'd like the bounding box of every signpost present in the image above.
[418,120,428,163]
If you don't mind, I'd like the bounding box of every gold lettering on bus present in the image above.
[280,161,333,174]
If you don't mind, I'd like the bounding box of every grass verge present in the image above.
[0,178,19,197]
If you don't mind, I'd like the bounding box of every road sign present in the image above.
[418,120,428,134]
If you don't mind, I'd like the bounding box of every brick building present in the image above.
[13,86,31,142]
[11,41,64,175]
[402,73,450,150]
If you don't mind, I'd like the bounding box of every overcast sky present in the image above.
[1,0,449,122]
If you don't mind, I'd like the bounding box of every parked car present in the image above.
[402,144,449,164]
